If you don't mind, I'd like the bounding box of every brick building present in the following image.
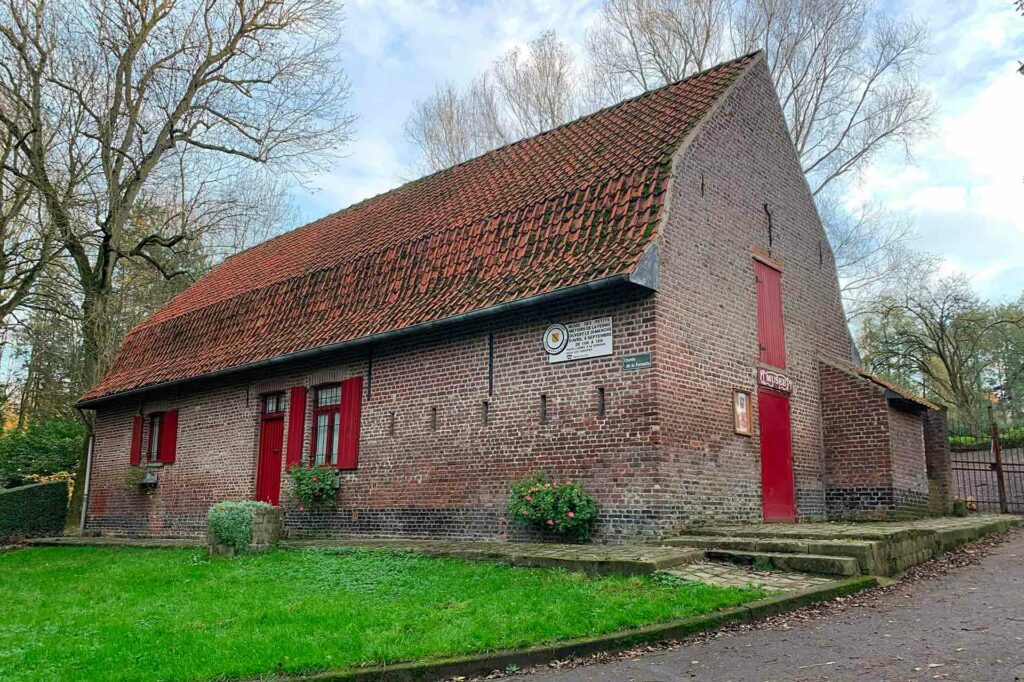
[78,53,952,541]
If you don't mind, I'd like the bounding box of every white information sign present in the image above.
[546,317,613,364]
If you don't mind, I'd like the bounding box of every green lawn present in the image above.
[0,546,764,681]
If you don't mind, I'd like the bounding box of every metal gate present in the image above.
[950,415,1024,513]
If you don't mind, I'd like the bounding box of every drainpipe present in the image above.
[78,435,94,535]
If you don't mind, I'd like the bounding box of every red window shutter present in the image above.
[129,416,143,466]
[337,377,363,469]
[286,386,307,468]
[755,261,787,369]
[159,409,179,463]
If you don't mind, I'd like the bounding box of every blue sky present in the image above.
[296,0,1024,302]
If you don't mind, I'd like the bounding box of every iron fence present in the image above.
[949,416,1024,514]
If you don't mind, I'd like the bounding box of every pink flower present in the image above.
[525,495,532,501]
[567,511,575,518]
[298,505,305,511]
[546,519,554,526]
[312,476,319,482]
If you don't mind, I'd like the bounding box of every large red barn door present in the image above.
[755,260,796,522]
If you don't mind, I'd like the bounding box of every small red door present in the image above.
[256,415,285,506]
[758,389,796,522]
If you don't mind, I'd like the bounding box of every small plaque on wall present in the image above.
[757,367,793,394]
[623,353,652,371]
[734,389,753,436]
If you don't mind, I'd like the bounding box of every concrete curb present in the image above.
[282,575,878,682]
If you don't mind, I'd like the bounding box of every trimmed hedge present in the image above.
[207,500,272,552]
[0,480,69,542]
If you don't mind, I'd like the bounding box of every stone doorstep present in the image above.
[703,549,861,577]
[664,536,885,576]
[666,514,1024,577]
[671,514,1023,542]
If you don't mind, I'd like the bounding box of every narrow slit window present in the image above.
[540,394,548,424]
[597,387,606,417]
[431,406,438,431]
[482,401,490,426]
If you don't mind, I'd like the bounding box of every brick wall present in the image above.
[923,409,953,515]
[888,407,929,514]
[85,58,871,541]
[819,362,930,519]
[654,57,853,527]
[87,288,667,541]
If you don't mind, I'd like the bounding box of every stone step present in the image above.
[282,538,704,576]
[703,549,861,576]
[663,535,885,575]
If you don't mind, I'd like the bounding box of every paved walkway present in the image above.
[520,529,1024,681]
[663,561,835,592]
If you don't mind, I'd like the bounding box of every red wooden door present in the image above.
[755,260,786,368]
[256,415,285,506]
[758,389,796,522]
[755,260,795,521]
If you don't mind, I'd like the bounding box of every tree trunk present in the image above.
[65,287,110,533]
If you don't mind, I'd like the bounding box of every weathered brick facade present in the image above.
[83,57,940,541]
[654,58,852,527]
[819,362,933,519]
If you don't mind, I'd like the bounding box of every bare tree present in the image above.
[0,67,58,325]
[586,0,934,196]
[404,81,484,175]
[738,1,932,194]
[404,31,582,174]
[815,188,937,319]
[585,0,731,96]
[0,0,355,526]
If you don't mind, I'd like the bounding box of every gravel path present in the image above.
[512,529,1024,682]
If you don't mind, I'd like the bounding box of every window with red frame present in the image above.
[312,385,342,466]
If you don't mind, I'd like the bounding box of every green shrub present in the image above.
[0,480,69,542]
[507,472,597,541]
[207,501,271,552]
[0,420,85,488]
[287,465,337,510]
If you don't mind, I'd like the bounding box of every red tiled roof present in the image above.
[81,53,758,404]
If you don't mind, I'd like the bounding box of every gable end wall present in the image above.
[654,57,853,527]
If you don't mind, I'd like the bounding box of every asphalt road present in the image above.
[519,530,1024,682]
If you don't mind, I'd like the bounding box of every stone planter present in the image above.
[207,504,283,556]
